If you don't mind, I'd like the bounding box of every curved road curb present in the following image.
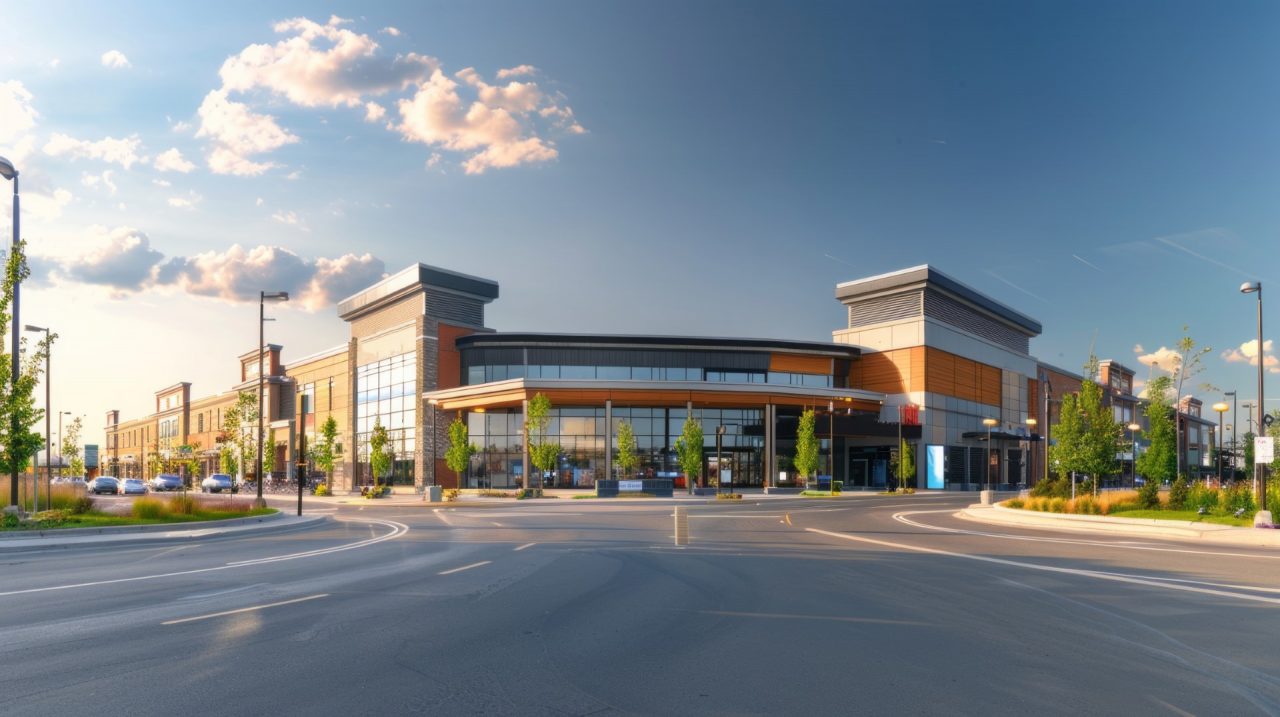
[959,504,1280,547]
[0,512,332,552]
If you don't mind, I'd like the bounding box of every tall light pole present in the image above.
[1,156,20,510]
[1241,281,1268,522]
[1025,417,1037,489]
[1213,401,1229,486]
[256,291,289,507]
[427,397,439,491]
[1225,390,1237,478]
[1127,422,1141,488]
[24,325,48,512]
[982,418,998,491]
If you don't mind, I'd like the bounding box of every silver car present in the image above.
[200,474,238,494]
[118,478,147,495]
[89,476,119,495]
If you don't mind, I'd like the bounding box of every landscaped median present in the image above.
[959,488,1280,547]
[1,489,275,533]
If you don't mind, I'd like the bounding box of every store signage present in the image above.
[899,404,920,426]
[619,480,644,492]
[720,470,732,484]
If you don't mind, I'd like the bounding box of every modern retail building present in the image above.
[103,263,1216,492]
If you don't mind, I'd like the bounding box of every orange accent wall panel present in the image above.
[436,322,476,391]
[924,347,1003,407]
[768,354,832,374]
[1027,379,1040,422]
[850,348,922,394]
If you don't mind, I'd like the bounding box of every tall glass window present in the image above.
[356,352,417,486]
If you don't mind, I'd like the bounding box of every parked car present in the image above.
[149,474,184,492]
[118,478,147,495]
[200,474,238,494]
[88,476,119,495]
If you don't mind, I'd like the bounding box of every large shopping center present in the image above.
[103,262,1217,492]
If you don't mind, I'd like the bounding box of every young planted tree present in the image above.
[1077,359,1122,494]
[1168,327,1214,478]
[1137,375,1177,506]
[219,445,237,476]
[444,416,477,487]
[794,408,820,489]
[0,241,54,506]
[615,420,638,481]
[1049,391,1085,484]
[525,393,560,492]
[674,413,704,493]
[181,442,201,487]
[311,415,339,484]
[61,416,84,478]
[221,391,259,483]
[893,438,916,493]
[369,420,391,492]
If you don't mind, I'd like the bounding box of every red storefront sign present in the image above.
[899,404,920,426]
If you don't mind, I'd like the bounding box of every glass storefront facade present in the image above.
[465,406,765,489]
[356,352,417,486]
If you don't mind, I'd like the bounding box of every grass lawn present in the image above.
[1109,509,1254,527]
[2,507,277,531]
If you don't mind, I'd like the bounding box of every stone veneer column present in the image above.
[414,314,429,492]
[604,399,612,482]
[344,338,358,492]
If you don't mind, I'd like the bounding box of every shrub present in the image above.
[1167,476,1190,510]
[1220,483,1256,517]
[1047,497,1067,513]
[443,489,460,502]
[313,483,331,497]
[131,497,169,520]
[1003,498,1025,509]
[1031,478,1069,499]
[716,493,743,500]
[1138,481,1161,509]
[1185,482,1218,513]
[2,512,17,528]
[32,509,71,528]
[1068,496,1102,515]
[1077,477,1097,497]
[70,495,95,515]
[167,494,197,515]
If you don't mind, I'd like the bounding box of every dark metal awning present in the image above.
[963,431,1043,442]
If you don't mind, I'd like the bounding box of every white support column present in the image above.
[521,398,531,491]
[763,403,774,493]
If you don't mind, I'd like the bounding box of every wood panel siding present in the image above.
[923,347,1003,407]
[435,386,880,414]
[1027,378,1039,423]
[849,348,923,394]
[768,354,833,375]
[436,322,476,391]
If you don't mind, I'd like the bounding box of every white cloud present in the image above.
[218,15,433,108]
[286,170,301,180]
[496,64,536,79]
[22,187,73,221]
[1135,345,1181,375]
[171,119,192,133]
[380,26,401,37]
[424,152,442,170]
[196,90,297,175]
[80,170,117,195]
[62,226,161,289]
[397,69,557,174]
[101,50,131,69]
[255,197,264,207]
[0,81,38,144]
[49,58,60,69]
[153,147,196,173]
[364,101,386,123]
[271,209,308,231]
[152,178,171,187]
[167,191,202,210]
[1222,339,1280,374]
[43,133,143,169]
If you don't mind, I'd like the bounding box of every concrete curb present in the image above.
[0,512,331,552]
[960,504,1280,547]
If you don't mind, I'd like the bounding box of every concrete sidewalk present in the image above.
[961,503,1280,547]
[0,512,329,552]
[279,487,906,507]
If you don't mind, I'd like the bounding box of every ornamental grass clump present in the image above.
[167,494,197,515]
[131,497,169,520]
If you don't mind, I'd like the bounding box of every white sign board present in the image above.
[719,469,732,484]
[619,480,644,492]
[1256,436,1274,463]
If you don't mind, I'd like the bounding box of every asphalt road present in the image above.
[2,492,1279,716]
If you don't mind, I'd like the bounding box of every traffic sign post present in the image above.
[1256,436,1274,464]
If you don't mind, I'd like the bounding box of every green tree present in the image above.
[444,416,476,486]
[674,412,704,493]
[61,416,84,478]
[219,445,237,475]
[614,420,638,480]
[369,420,391,490]
[525,393,560,491]
[1137,375,1177,490]
[221,391,259,481]
[1049,391,1085,481]
[1168,327,1214,477]
[1077,359,1122,493]
[1244,430,1256,477]
[794,408,820,487]
[892,438,915,492]
[0,241,53,496]
[180,442,201,486]
[311,415,339,482]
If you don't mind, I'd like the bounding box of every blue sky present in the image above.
[2,0,1278,446]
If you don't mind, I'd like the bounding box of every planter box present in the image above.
[594,479,674,498]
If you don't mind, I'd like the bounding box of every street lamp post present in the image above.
[256,291,289,508]
[427,398,439,496]
[24,325,48,513]
[1025,417,1037,489]
[1241,281,1270,524]
[982,418,999,493]
[1225,390,1237,478]
[1,156,20,510]
[1127,422,1141,488]
[1213,402,1229,486]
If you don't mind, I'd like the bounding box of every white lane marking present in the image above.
[896,509,1280,561]
[163,594,329,626]
[806,528,1280,606]
[0,518,407,598]
[689,514,783,519]
[491,522,504,527]
[438,561,491,575]
[513,542,536,552]
[432,509,454,526]
[454,512,585,518]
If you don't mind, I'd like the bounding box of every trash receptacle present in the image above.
[427,485,443,503]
